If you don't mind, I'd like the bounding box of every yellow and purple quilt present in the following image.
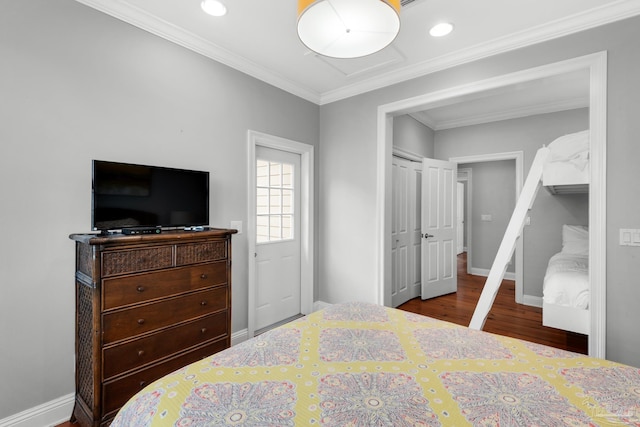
[112,302,640,426]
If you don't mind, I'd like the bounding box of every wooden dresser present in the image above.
[69,228,236,427]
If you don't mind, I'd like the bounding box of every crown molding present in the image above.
[434,96,589,130]
[320,0,640,104]
[74,0,640,106]
[74,0,323,104]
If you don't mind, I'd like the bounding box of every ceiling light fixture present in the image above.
[201,0,227,17]
[429,22,454,37]
[297,0,401,59]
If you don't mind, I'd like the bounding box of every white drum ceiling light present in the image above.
[297,0,401,59]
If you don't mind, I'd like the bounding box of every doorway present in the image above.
[377,53,607,358]
[247,131,314,338]
[450,153,523,302]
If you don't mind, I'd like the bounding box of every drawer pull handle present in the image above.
[137,318,145,325]
[136,286,145,293]
[200,274,208,280]
[201,301,207,306]
[201,328,207,334]
[139,380,146,387]
[137,350,145,357]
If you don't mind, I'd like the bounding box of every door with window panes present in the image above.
[255,146,301,331]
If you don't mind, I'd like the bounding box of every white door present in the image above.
[255,146,301,331]
[391,156,422,307]
[421,158,457,299]
[456,182,465,255]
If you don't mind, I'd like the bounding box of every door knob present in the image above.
[422,233,434,239]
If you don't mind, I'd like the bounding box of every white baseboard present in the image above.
[522,294,543,308]
[469,267,516,281]
[231,328,249,346]
[0,393,74,427]
[313,300,331,311]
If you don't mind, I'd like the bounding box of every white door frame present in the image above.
[450,152,523,303]
[456,181,464,255]
[376,52,607,358]
[248,130,314,339]
[457,168,472,263]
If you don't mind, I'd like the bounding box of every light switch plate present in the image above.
[619,228,640,246]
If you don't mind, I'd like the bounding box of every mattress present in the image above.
[542,130,590,193]
[112,302,640,426]
[543,251,589,309]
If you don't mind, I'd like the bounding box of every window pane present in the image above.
[256,188,269,215]
[270,189,282,214]
[257,160,269,187]
[282,163,293,188]
[270,162,281,187]
[282,189,293,214]
[256,157,295,243]
[270,216,281,240]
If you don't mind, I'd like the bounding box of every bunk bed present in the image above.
[543,129,589,194]
[541,130,590,334]
[469,130,590,336]
[542,225,590,334]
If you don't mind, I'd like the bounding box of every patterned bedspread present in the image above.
[112,302,640,426]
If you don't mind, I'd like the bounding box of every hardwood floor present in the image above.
[56,253,586,427]
[398,252,588,354]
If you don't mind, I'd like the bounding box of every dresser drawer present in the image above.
[103,311,228,380]
[101,246,173,277]
[176,240,227,265]
[103,261,227,310]
[102,287,228,344]
[102,338,228,417]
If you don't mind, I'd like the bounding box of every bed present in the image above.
[543,224,590,335]
[542,130,589,194]
[111,301,640,426]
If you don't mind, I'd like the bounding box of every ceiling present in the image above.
[75,0,639,128]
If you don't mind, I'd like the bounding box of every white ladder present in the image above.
[469,146,551,330]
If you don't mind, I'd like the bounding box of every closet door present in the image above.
[391,156,422,307]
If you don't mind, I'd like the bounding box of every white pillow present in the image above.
[562,224,589,256]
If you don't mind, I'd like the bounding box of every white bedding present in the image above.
[542,130,590,187]
[542,251,589,309]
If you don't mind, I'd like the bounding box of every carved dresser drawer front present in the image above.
[176,240,227,265]
[103,261,227,310]
[102,287,228,344]
[102,339,228,417]
[101,246,173,277]
[103,311,228,380]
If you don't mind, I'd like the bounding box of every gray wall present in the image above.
[393,115,435,158]
[318,16,640,368]
[0,0,318,418]
[436,109,590,297]
[460,160,517,275]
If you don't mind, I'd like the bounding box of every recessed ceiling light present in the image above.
[429,22,454,37]
[201,0,227,17]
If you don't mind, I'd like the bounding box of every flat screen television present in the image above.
[92,160,209,231]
